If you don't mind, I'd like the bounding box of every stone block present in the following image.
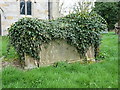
[6,16,14,20]
[25,40,95,69]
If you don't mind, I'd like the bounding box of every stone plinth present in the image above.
[25,40,95,69]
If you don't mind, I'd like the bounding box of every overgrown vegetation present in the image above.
[2,32,118,88]
[8,11,107,61]
[93,2,120,30]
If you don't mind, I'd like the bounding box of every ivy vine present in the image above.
[8,11,107,61]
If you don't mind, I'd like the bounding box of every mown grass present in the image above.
[2,32,118,88]
[0,36,2,57]
[0,36,18,60]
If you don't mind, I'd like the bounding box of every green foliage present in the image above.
[93,2,119,30]
[8,11,107,61]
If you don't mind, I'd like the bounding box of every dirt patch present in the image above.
[2,59,24,69]
[1,58,104,70]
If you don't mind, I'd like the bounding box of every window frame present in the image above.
[20,0,32,16]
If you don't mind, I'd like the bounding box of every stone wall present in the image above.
[49,0,59,19]
[115,22,120,35]
[25,40,95,69]
[0,0,59,36]
[0,0,19,35]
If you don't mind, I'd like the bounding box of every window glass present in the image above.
[27,0,32,15]
[20,0,25,15]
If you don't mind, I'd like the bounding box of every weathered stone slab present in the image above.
[25,40,95,69]
[86,46,95,61]
[25,54,38,69]
[39,40,81,66]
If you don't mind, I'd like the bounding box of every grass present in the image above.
[1,32,118,88]
[0,37,2,57]
[0,36,18,60]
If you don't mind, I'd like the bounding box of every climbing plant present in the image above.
[8,11,107,61]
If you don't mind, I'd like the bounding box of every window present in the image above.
[20,0,32,15]
[27,0,32,15]
[20,0,25,15]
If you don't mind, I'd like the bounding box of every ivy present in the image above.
[8,11,107,61]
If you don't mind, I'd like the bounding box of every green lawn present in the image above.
[0,36,2,57]
[2,32,118,88]
[0,36,18,60]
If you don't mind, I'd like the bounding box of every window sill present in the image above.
[20,15,32,18]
